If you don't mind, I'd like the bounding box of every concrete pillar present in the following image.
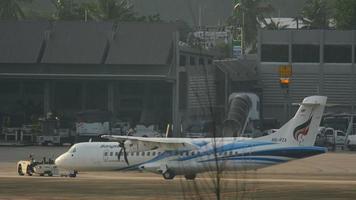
[81,82,87,110]
[43,81,51,115]
[352,30,355,114]
[172,31,180,137]
[319,30,325,95]
[107,82,115,113]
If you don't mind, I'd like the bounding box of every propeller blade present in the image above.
[123,146,129,165]
[118,148,122,160]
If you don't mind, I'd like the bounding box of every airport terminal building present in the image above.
[258,29,356,122]
[0,21,259,137]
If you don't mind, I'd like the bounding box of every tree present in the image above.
[0,0,32,20]
[231,0,274,53]
[52,0,84,20]
[301,0,331,29]
[95,0,161,22]
[96,0,137,22]
[334,0,356,29]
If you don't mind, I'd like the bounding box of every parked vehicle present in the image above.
[37,135,60,146]
[347,135,356,151]
[17,158,58,176]
[315,127,347,150]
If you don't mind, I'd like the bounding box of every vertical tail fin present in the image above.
[259,96,327,146]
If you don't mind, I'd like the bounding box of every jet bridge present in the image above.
[223,93,260,137]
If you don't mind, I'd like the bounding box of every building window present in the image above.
[324,45,352,63]
[179,55,186,66]
[136,152,139,156]
[152,151,156,156]
[147,151,150,156]
[208,59,213,64]
[115,152,119,156]
[190,56,196,65]
[141,152,145,156]
[261,44,289,62]
[199,57,205,65]
[110,152,113,156]
[104,152,108,156]
[292,44,320,63]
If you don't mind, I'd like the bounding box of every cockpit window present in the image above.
[68,146,77,153]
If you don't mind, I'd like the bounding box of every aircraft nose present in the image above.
[55,154,64,167]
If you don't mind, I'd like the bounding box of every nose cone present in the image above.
[55,154,64,167]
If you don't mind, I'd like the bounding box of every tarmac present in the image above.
[0,146,356,200]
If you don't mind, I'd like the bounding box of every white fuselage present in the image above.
[55,137,326,175]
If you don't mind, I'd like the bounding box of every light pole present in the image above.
[234,2,245,56]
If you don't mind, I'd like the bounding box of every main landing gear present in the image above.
[162,169,175,180]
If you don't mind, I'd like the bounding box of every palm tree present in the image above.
[52,0,84,20]
[0,0,32,20]
[96,0,137,22]
[301,0,331,29]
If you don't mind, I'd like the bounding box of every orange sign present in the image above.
[279,65,292,78]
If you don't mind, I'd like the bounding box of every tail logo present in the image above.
[293,116,312,141]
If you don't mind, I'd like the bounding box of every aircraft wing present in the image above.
[102,135,199,151]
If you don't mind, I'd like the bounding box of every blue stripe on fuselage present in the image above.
[175,141,275,161]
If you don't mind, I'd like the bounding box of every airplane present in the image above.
[55,96,327,180]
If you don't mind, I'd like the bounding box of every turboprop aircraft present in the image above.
[55,96,327,180]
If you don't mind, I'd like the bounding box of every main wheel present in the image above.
[162,170,175,180]
[18,164,24,176]
[184,174,196,180]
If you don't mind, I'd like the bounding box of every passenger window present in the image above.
[185,152,189,156]
[229,151,232,156]
[110,152,113,156]
[234,151,238,155]
[191,151,195,156]
[152,151,156,156]
[141,152,145,156]
[147,151,151,156]
[224,152,227,156]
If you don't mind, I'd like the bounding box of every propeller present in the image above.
[118,141,129,165]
